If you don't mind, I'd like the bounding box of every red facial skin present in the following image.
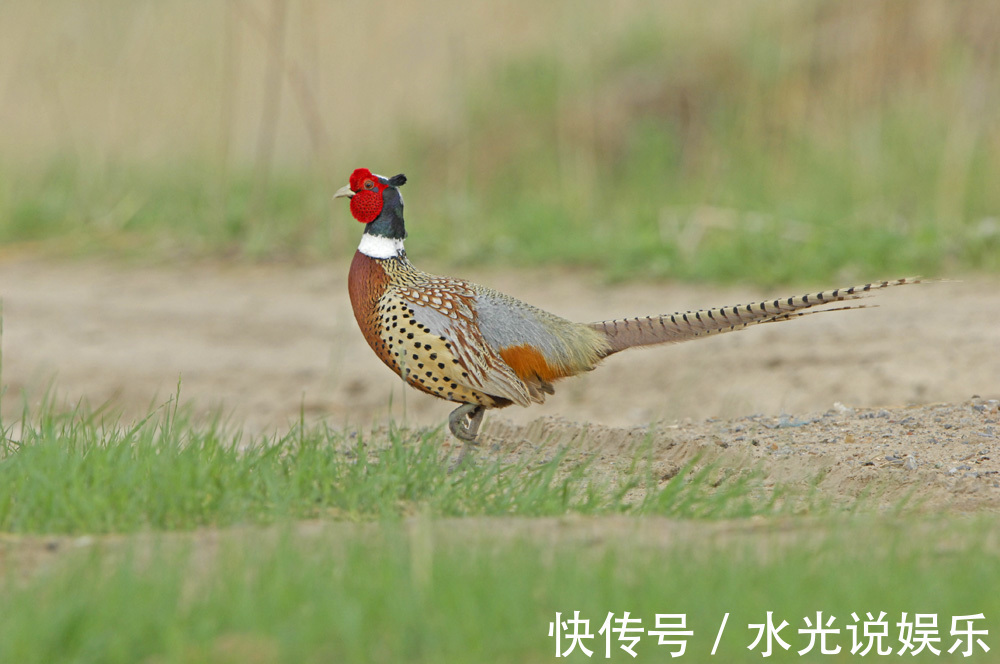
[348,168,387,223]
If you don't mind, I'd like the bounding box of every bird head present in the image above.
[334,169,408,239]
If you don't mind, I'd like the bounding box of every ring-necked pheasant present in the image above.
[335,168,916,452]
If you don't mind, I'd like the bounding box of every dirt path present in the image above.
[478,399,1000,512]
[2,257,998,510]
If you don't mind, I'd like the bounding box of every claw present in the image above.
[448,403,484,442]
[448,403,486,469]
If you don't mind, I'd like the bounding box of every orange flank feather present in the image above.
[498,344,571,384]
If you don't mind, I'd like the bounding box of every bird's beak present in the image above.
[333,184,355,199]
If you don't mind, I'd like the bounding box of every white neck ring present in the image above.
[358,233,405,259]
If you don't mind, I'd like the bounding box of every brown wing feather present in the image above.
[392,278,537,407]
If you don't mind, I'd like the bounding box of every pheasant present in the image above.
[334,168,916,452]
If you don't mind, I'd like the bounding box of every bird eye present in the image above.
[363,179,375,190]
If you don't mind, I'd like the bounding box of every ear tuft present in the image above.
[387,173,407,187]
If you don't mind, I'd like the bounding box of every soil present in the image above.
[2,255,998,512]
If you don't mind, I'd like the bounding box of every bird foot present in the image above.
[448,404,485,469]
[448,403,485,442]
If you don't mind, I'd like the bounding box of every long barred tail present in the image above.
[588,278,919,357]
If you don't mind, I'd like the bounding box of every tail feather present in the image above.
[588,278,919,356]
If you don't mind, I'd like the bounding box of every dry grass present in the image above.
[0,0,644,168]
[1,1,998,277]
[3,1,995,177]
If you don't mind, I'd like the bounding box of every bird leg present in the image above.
[448,403,485,442]
[448,403,485,468]
[466,405,485,439]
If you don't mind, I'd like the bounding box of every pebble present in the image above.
[971,400,999,414]
[768,416,816,429]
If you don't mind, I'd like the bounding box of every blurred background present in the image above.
[2,0,998,284]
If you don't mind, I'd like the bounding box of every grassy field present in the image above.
[2,394,998,663]
[3,520,998,663]
[1,1,998,283]
[0,389,791,534]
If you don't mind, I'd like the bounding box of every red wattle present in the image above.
[350,190,382,223]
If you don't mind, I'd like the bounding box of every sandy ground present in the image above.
[2,256,999,511]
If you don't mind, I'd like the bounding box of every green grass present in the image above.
[0,394,993,662]
[0,159,343,261]
[0,392,795,535]
[406,4,1000,283]
[2,519,997,663]
[2,3,999,284]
